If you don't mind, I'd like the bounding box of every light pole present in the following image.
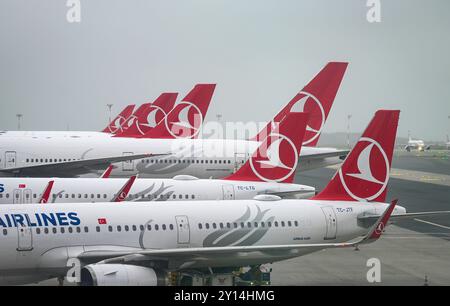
[16,114,23,130]
[106,104,113,124]
[347,114,352,149]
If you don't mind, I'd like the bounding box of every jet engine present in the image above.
[80,264,167,286]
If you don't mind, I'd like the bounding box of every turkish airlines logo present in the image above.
[165,102,203,139]
[126,115,137,128]
[289,91,325,145]
[108,116,127,133]
[339,137,390,201]
[375,222,385,235]
[249,132,298,182]
[137,105,167,135]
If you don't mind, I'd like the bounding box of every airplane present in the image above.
[0,104,136,139]
[404,132,430,152]
[0,63,349,178]
[0,109,448,286]
[0,113,315,205]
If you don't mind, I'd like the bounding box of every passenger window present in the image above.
[268,222,272,227]
[205,223,210,229]
[294,221,299,227]
[247,222,251,228]
[281,221,285,227]
[117,226,121,232]
[132,225,137,231]
[227,223,231,228]
[169,224,174,230]
[140,225,144,231]
[52,228,57,234]
[240,222,244,228]
[162,224,166,230]
[68,227,73,233]
[60,228,65,234]
[96,226,101,232]
[125,225,129,232]
[44,228,49,234]
[185,195,189,199]
[76,227,81,233]
[261,222,265,228]
[71,194,75,199]
[274,221,279,227]
[179,195,182,199]
[36,228,41,234]
[219,223,224,229]
[108,226,113,232]
[288,221,292,227]
[191,195,195,199]
[155,224,159,231]
[147,224,152,231]
[233,223,238,228]
[2,229,7,236]
[212,223,217,229]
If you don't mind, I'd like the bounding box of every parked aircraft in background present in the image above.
[0,113,315,205]
[0,63,348,178]
[404,132,430,152]
[1,110,449,286]
[0,105,136,139]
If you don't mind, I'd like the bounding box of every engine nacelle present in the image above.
[80,264,167,286]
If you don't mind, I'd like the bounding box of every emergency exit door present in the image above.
[175,215,190,245]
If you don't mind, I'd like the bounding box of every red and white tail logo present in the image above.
[313,110,400,202]
[225,112,309,183]
[143,84,216,139]
[102,104,135,134]
[251,62,348,146]
[115,93,177,138]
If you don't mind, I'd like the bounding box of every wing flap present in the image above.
[0,153,167,177]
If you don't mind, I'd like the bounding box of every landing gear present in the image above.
[171,265,272,286]
[57,277,64,286]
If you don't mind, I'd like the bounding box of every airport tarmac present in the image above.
[270,149,450,285]
[37,150,450,286]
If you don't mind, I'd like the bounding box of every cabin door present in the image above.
[17,225,33,251]
[5,151,16,168]
[321,207,337,240]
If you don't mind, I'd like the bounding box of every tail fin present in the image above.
[225,112,309,183]
[102,104,135,134]
[313,110,400,202]
[141,84,216,139]
[118,103,151,134]
[115,93,178,138]
[251,62,348,146]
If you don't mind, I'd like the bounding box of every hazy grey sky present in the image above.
[1,0,449,141]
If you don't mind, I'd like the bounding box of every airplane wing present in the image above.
[299,149,349,160]
[359,211,450,221]
[78,200,396,268]
[0,153,166,177]
[264,189,316,199]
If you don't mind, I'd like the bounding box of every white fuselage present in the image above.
[0,199,406,285]
[0,136,342,178]
[0,177,315,204]
[0,131,112,139]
